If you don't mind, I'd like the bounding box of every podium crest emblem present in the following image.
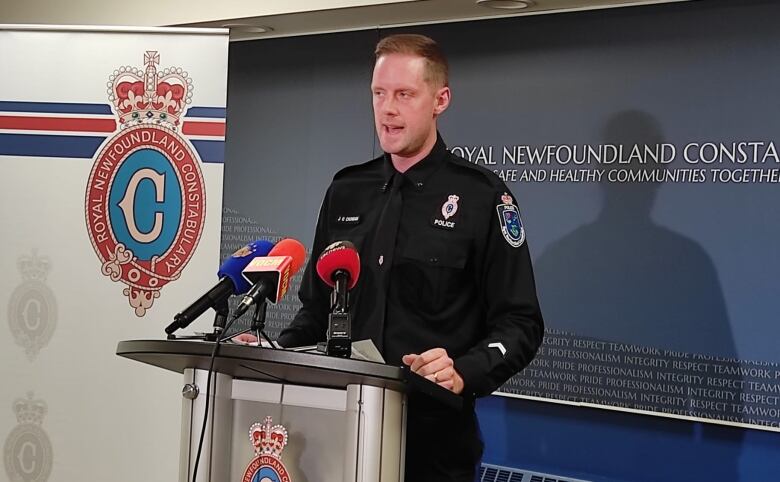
[84,51,206,316]
[241,416,292,482]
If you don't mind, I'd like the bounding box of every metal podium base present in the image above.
[179,368,407,482]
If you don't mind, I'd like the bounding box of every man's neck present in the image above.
[391,131,438,173]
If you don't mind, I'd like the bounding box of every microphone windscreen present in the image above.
[268,238,307,275]
[218,239,275,294]
[316,240,360,289]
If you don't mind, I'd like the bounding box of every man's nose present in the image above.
[379,96,399,116]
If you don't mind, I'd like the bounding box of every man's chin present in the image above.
[379,139,406,155]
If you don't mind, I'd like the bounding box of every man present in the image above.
[277,34,544,481]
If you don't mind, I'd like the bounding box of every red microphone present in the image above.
[235,238,306,317]
[316,241,360,357]
[316,240,361,290]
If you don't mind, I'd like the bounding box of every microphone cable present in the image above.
[189,310,243,482]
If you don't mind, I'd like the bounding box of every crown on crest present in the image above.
[14,392,47,425]
[107,51,193,129]
[17,249,50,282]
[249,416,288,458]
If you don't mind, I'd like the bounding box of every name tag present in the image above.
[335,215,361,226]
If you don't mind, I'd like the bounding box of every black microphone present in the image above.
[316,241,361,357]
[164,240,275,335]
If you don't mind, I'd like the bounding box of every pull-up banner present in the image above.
[220,0,780,433]
[0,26,227,481]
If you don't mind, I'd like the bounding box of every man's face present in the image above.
[371,53,450,160]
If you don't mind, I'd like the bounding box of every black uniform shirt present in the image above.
[279,134,544,399]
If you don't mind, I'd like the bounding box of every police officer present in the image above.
[277,34,544,482]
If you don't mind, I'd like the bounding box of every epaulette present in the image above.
[445,151,503,189]
[332,155,384,181]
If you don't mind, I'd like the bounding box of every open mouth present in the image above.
[383,125,404,135]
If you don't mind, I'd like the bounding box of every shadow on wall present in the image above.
[535,109,735,357]
[532,110,743,481]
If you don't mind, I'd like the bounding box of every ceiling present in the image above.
[183,0,691,41]
[0,0,691,41]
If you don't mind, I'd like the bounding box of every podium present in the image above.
[117,339,408,482]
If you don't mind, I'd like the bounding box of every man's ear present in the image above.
[433,86,451,116]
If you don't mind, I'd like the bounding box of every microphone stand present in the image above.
[224,301,277,349]
[168,300,229,341]
[319,270,352,357]
[203,298,229,341]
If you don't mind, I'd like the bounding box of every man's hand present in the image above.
[402,348,464,394]
[231,333,259,345]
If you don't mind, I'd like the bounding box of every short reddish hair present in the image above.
[374,34,449,88]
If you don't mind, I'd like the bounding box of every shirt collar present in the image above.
[382,133,448,191]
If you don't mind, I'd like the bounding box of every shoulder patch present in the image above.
[496,192,525,248]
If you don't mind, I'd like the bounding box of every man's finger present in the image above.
[416,357,453,378]
[409,347,446,371]
[437,379,455,390]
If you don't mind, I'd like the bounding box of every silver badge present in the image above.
[441,195,459,220]
[3,392,53,482]
[8,250,57,361]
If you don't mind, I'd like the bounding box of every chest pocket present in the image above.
[328,222,368,253]
[397,233,470,316]
[328,192,380,252]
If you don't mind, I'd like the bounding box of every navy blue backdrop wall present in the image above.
[222,1,780,480]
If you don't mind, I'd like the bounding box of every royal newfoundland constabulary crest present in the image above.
[441,194,459,220]
[496,192,525,248]
[84,51,206,316]
[242,416,292,482]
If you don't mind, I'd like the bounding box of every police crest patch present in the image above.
[84,51,205,316]
[441,195,459,220]
[496,193,525,248]
[242,416,292,482]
